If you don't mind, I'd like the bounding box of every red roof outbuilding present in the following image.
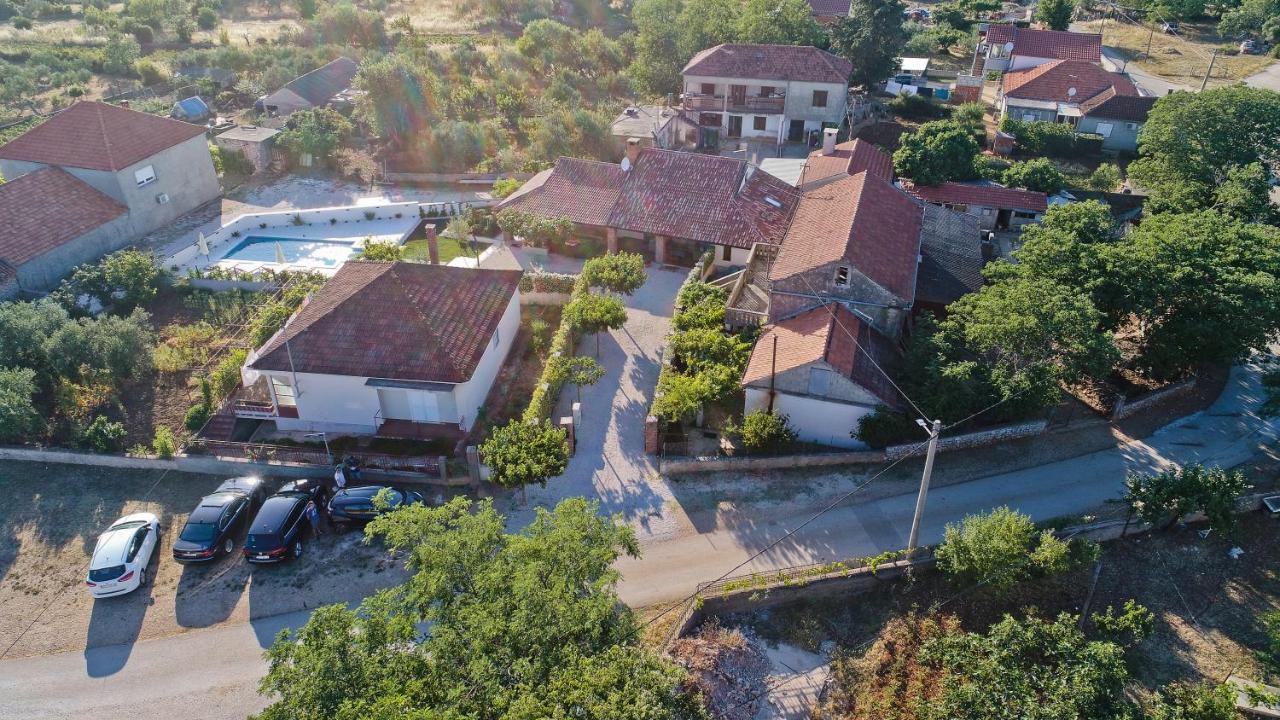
[903,181,1048,213]
[0,167,127,267]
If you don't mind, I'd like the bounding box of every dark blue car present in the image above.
[173,476,267,563]
[244,479,328,564]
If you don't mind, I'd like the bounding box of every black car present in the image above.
[243,479,328,564]
[328,485,424,527]
[172,476,267,563]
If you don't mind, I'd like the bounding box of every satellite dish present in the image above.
[621,157,632,172]
[1004,41,1014,53]
[1067,87,1077,97]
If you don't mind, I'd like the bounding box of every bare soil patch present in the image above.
[1078,18,1274,87]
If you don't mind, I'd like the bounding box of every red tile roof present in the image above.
[498,148,798,249]
[249,262,522,383]
[1078,87,1157,121]
[772,172,923,303]
[985,25,1101,62]
[0,101,208,172]
[682,44,853,85]
[903,180,1047,213]
[0,167,127,267]
[742,303,902,408]
[799,139,893,186]
[1003,59,1136,103]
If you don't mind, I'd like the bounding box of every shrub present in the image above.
[11,14,31,27]
[210,349,247,397]
[152,426,177,458]
[360,241,404,261]
[491,177,522,198]
[1002,158,1066,194]
[0,367,41,442]
[82,415,127,452]
[1001,118,1080,157]
[529,318,550,356]
[735,410,797,455]
[1259,610,1280,674]
[196,6,216,29]
[935,506,1093,591]
[174,17,194,42]
[1086,163,1122,192]
[122,20,152,42]
[888,91,950,120]
[519,271,578,294]
[184,403,211,431]
[856,406,923,448]
[102,249,162,309]
[249,301,292,346]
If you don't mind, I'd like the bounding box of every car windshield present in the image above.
[180,522,217,543]
[89,565,126,582]
[109,520,147,532]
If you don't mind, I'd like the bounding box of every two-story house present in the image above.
[977,24,1102,74]
[681,44,852,146]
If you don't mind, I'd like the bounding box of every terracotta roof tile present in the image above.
[682,44,853,85]
[742,304,901,407]
[798,139,893,186]
[499,157,624,227]
[0,167,127,266]
[1003,59,1137,103]
[249,262,522,383]
[0,101,207,172]
[807,0,851,16]
[1079,88,1157,121]
[985,25,1101,62]
[903,180,1047,213]
[772,172,923,303]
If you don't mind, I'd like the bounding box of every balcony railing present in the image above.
[727,95,784,113]
[684,94,724,111]
[231,399,298,419]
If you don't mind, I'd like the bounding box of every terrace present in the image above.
[684,92,786,114]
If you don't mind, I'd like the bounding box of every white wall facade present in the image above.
[712,245,753,268]
[451,291,521,429]
[682,73,848,142]
[744,387,872,449]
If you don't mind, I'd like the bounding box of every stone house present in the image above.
[215,125,281,173]
[681,44,852,146]
[1075,90,1157,153]
[902,181,1047,231]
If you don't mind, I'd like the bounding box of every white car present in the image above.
[86,512,161,599]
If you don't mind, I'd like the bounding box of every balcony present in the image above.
[727,95,785,114]
[684,94,724,111]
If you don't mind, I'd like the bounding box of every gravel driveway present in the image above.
[509,265,693,542]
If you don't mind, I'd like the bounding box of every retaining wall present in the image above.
[520,292,573,306]
[1112,376,1198,420]
[884,419,1047,460]
[660,449,884,475]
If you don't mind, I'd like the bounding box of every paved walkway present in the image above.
[508,265,693,542]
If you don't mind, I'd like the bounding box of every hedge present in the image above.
[522,273,591,422]
[519,271,578,294]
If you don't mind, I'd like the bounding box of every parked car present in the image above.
[328,485,424,527]
[172,476,267,563]
[244,479,328,564]
[86,513,161,599]
[1162,20,1179,34]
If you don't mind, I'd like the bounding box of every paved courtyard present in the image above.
[507,265,694,542]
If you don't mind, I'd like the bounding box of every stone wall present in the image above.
[660,449,884,475]
[1111,376,1197,421]
[884,419,1047,460]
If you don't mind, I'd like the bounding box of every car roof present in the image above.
[110,512,158,528]
[214,476,262,495]
[91,527,137,569]
[188,503,228,524]
[335,485,394,499]
[251,495,301,533]
[274,479,319,497]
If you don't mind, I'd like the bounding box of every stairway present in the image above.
[199,412,237,441]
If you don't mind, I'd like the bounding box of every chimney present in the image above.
[822,127,838,156]
[624,137,641,168]
[426,225,439,265]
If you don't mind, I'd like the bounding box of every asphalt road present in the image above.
[1,356,1275,719]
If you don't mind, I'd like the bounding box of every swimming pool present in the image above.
[220,236,360,268]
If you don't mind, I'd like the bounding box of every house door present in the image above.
[408,391,440,423]
[787,119,805,142]
[996,208,1012,230]
[729,84,746,108]
[377,389,412,420]
[727,115,743,138]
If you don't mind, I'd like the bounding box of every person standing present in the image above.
[305,500,323,537]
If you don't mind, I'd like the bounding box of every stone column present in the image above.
[606,227,619,254]
[655,234,669,265]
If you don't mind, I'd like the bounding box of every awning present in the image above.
[1056,105,1083,117]
[365,378,456,392]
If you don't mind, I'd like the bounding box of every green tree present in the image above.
[491,177,522,198]
[893,120,980,186]
[734,410,797,455]
[102,249,162,310]
[102,34,141,75]
[1098,211,1280,377]
[676,0,741,60]
[1002,157,1065,194]
[1035,0,1074,30]
[255,497,705,719]
[277,107,353,163]
[196,6,217,29]
[359,241,404,261]
[1124,464,1248,535]
[582,252,646,295]
[736,0,824,45]
[652,370,714,421]
[1086,162,1122,191]
[919,611,1135,719]
[942,274,1118,407]
[548,354,604,403]
[0,300,70,377]
[479,419,569,501]
[828,0,906,90]
[629,0,683,95]
[295,0,317,18]
[1213,161,1276,224]
[564,292,627,355]
[935,506,1088,591]
[1128,86,1280,215]
[0,367,40,442]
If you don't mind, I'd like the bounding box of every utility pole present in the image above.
[906,418,942,554]
[1200,48,1219,91]
[1144,21,1156,59]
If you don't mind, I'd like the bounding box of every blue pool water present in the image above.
[221,236,359,268]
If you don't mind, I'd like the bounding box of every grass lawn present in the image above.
[1077,19,1274,87]
[402,236,479,264]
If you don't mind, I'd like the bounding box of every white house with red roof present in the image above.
[999,59,1142,127]
[979,24,1103,74]
[239,262,522,438]
[680,44,852,146]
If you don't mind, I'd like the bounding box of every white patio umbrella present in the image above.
[196,232,209,256]
[274,241,287,265]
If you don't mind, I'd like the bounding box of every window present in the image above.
[760,85,774,97]
[1014,210,1038,219]
[134,165,156,187]
[492,327,500,348]
[271,377,297,407]
[753,116,766,131]
[981,208,993,216]
[812,90,828,108]
[700,83,715,95]
[722,245,732,261]
[1095,122,1114,138]
[1125,122,1139,130]
[808,368,832,396]
[1021,113,1036,122]
[835,266,849,286]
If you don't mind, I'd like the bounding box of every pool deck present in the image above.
[206,218,416,275]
